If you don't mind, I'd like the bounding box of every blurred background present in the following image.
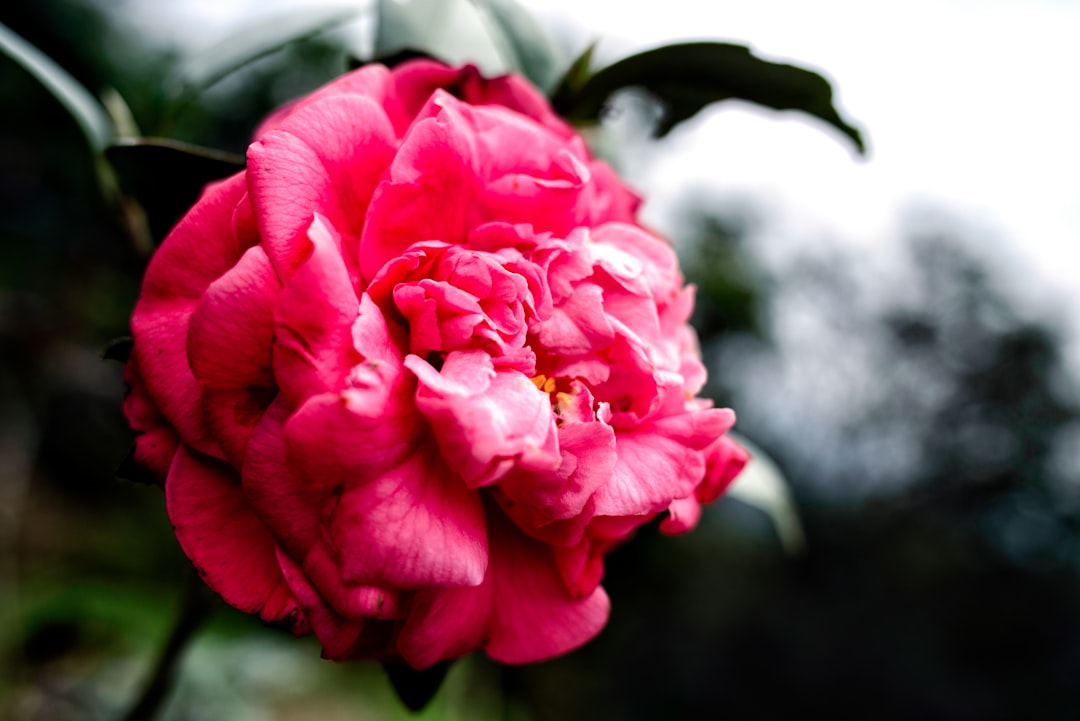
[2,1,1080,719]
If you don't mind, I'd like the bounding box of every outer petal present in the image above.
[658,495,703,535]
[166,446,305,632]
[131,173,255,456]
[397,512,610,668]
[697,434,751,504]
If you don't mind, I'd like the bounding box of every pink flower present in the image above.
[124,60,747,668]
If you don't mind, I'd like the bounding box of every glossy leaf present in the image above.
[0,21,112,151]
[169,5,360,100]
[554,41,865,154]
[105,138,244,243]
[468,0,560,91]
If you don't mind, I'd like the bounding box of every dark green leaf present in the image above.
[468,0,560,90]
[105,138,245,243]
[555,41,865,154]
[383,660,452,712]
[0,21,112,151]
[102,337,133,363]
[550,40,597,112]
[170,5,360,100]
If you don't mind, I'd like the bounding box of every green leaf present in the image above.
[383,660,452,712]
[550,40,597,111]
[725,433,805,553]
[170,5,360,100]
[468,0,560,91]
[105,138,244,243]
[0,21,113,151]
[554,41,865,154]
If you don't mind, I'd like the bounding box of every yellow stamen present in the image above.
[531,374,557,394]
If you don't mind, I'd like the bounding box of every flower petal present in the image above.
[188,245,280,389]
[405,350,559,487]
[131,173,255,456]
[166,446,305,632]
[273,216,362,406]
[122,357,179,483]
[315,445,488,589]
[358,95,480,282]
[592,409,736,516]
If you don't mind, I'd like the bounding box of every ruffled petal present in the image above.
[242,395,329,556]
[405,350,559,487]
[359,93,480,282]
[496,382,616,524]
[276,549,365,660]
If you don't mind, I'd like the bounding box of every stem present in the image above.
[120,569,216,721]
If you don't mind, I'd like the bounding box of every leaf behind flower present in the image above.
[468,0,561,91]
[553,41,866,155]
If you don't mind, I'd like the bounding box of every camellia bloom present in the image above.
[124,60,749,668]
